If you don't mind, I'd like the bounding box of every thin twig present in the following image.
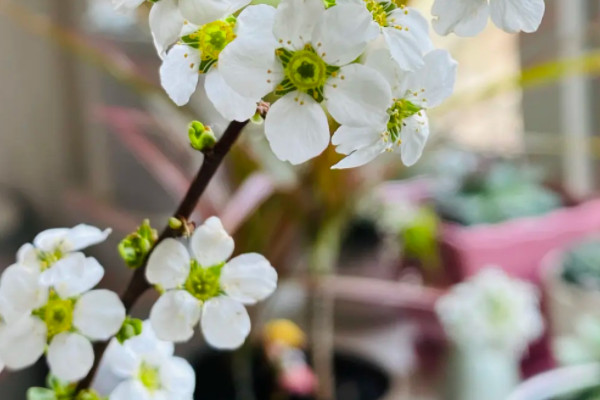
[77,119,250,391]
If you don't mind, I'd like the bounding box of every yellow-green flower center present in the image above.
[184,260,223,302]
[285,49,327,92]
[138,362,161,392]
[197,20,236,61]
[275,45,338,102]
[181,18,237,73]
[384,99,422,144]
[35,295,75,339]
[364,0,388,26]
[37,248,64,271]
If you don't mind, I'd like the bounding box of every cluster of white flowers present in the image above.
[0,0,549,396]
[114,0,545,168]
[0,218,276,395]
[0,225,125,382]
[436,267,544,353]
[102,321,195,399]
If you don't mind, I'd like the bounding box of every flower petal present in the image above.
[179,0,250,26]
[65,224,112,252]
[150,0,185,59]
[146,238,191,289]
[273,0,325,49]
[221,253,277,305]
[126,320,175,360]
[0,264,47,313]
[331,141,386,169]
[160,44,201,106]
[33,228,69,252]
[431,0,489,37]
[311,3,378,66]
[190,217,234,267]
[16,243,39,269]
[74,289,126,340]
[48,332,94,382]
[40,253,104,298]
[205,69,258,122]
[264,92,330,165]
[236,4,277,38]
[110,380,152,400]
[201,296,250,350]
[0,315,46,369]
[325,64,392,127]
[219,36,282,99]
[383,7,432,71]
[331,125,381,155]
[401,49,457,108]
[150,290,201,342]
[104,339,140,379]
[160,356,196,396]
[489,0,545,34]
[400,112,430,166]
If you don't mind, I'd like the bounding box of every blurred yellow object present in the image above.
[264,319,306,348]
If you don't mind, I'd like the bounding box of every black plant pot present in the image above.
[191,347,389,400]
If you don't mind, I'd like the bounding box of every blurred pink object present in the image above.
[439,198,600,376]
[280,365,318,396]
[440,198,600,284]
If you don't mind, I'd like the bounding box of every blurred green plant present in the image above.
[562,238,600,290]
[554,316,600,400]
[436,163,562,225]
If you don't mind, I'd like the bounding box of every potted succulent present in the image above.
[436,162,600,285]
[544,238,600,339]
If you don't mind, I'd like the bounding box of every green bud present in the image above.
[46,375,75,398]
[28,376,105,400]
[188,120,216,152]
[116,316,143,344]
[168,217,183,230]
[27,388,56,400]
[75,390,105,400]
[118,220,158,269]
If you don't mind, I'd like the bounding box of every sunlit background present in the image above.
[1,0,600,399]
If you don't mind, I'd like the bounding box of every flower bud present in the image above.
[116,316,143,344]
[188,120,216,152]
[118,220,158,269]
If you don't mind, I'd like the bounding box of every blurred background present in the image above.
[1,0,600,399]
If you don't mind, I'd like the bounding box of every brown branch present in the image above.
[76,119,250,391]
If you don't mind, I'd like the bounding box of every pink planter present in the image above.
[439,198,600,285]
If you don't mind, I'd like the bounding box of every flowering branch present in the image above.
[76,118,251,391]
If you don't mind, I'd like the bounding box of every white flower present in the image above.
[0,261,125,381]
[219,0,392,165]
[331,48,456,169]
[431,0,545,37]
[338,0,432,71]
[435,267,544,352]
[146,216,277,349]
[17,224,111,271]
[159,5,274,121]
[105,321,195,400]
